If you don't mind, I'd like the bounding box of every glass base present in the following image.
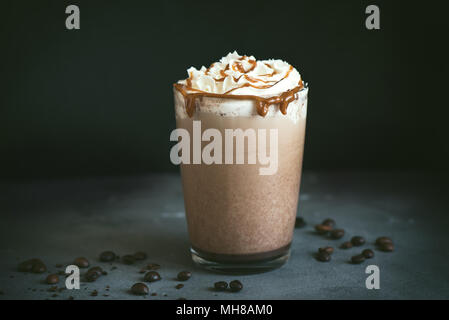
[191,244,291,274]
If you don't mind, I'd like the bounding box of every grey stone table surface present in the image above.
[0,172,448,300]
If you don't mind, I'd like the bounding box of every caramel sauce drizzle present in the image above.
[175,56,304,118]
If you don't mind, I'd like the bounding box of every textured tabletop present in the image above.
[0,172,448,300]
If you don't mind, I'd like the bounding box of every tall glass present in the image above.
[173,87,308,273]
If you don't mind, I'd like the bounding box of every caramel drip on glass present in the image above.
[177,59,303,117]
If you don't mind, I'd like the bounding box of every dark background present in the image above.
[1,0,448,179]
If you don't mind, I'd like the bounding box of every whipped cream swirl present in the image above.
[177,51,303,96]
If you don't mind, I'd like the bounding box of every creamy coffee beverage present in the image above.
[173,52,308,272]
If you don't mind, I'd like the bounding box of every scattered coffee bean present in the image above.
[151,293,157,296]
[99,251,116,262]
[89,266,103,273]
[318,247,334,255]
[177,271,191,281]
[85,272,100,282]
[375,236,393,246]
[295,217,306,228]
[379,242,394,252]
[46,274,59,285]
[322,218,336,227]
[340,241,353,249]
[31,261,47,273]
[18,259,47,273]
[175,284,184,289]
[18,260,35,272]
[144,271,161,282]
[133,251,147,260]
[147,263,161,270]
[229,280,243,292]
[131,283,149,295]
[351,254,366,264]
[74,257,89,268]
[315,224,332,234]
[214,281,228,291]
[362,249,374,259]
[351,236,366,246]
[90,290,98,297]
[122,255,135,265]
[316,251,331,262]
[330,229,345,239]
[85,267,103,282]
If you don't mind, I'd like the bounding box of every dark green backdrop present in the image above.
[1,0,447,178]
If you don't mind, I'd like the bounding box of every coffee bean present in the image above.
[85,272,100,282]
[214,281,228,291]
[89,266,103,273]
[315,224,332,235]
[32,261,47,273]
[322,218,335,227]
[147,263,160,270]
[351,236,366,246]
[74,257,89,268]
[362,249,374,259]
[18,259,46,273]
[90,290,98,297]
[133,251,147,260]
[316,251,331,262]
[351,254,366,264]
[330,229,345,239]
[144,271,161,282]
[99,251,116,262]
[376,236,393,246]
[18,259,36,272]
[175,284,184,289]
[122,255,135,265]
[177,271,191,281]
[85,267,103,282]
[340,241,353,249]
[229,280,243,292]
[131,283,149,295]
[318,247,334,255]
[379,243,394,252]
[46,274,59,285]
[295,217,306,228]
